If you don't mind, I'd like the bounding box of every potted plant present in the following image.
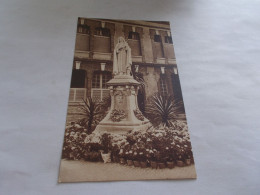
[111,145,120,163]
[157,156,167,169]
[150,150,158,169]
[185,151,192,166]
[166,147,175,169]
[166,158,175,169]
[126,150,134,166]
[183,145,192,165]
[118,148,126,165]
[139,151,147,168]
[176,148,184,167]
[185,158,191,165]
[133,151,140,167]
[156,146,166,169]
[100,133,112,163]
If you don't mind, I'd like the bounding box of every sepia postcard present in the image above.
[58,18,196,182]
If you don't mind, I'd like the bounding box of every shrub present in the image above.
[145,93,184,127]
[78,97,104,134]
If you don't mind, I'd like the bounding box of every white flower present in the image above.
[74,124,81,128]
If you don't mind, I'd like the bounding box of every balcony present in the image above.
[92,52,112,60]
[132,56,143,62]
[91,88,110,102]
[69,88,86,102]
[74,50,90,59]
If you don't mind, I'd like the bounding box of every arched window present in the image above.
[91,71,112,101]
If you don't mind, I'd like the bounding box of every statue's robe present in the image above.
[113,38,132,75]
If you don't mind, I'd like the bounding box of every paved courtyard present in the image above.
[59,160,196,182]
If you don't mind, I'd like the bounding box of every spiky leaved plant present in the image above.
[145,93,183,127]
[78,97,103,134]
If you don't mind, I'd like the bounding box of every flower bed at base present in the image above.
[62,120,194,169]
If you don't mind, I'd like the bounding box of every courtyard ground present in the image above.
[58,159,197,182]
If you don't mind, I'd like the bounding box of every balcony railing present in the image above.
[91,88,110,102]
[69,88,86,102]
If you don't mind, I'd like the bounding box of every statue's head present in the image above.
[118,37,125,43]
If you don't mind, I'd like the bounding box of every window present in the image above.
[171,73,182,102]
[154,35,162,42]
[93,27,111,53]
[128,32,140,40]
[95,27,110,37]
[77,25,90,34]
[160,77,168,97]
[69,69,86,102]
[78,18,86,25]
[70,69,85,88]
[92,71,111,89]
[128,32,142,56]
[77,19,90,34]
[165,36,173,44]
[91,71,112,101]
[153,34,164,58]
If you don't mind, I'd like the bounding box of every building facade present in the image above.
[67,18,183,124]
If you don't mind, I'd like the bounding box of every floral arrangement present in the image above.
[110,109,127,122]
[62,120,194,168]
[133,109,145,121]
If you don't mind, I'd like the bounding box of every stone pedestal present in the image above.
[95,74,150,134]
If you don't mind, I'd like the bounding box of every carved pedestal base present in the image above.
[95,75,150,134]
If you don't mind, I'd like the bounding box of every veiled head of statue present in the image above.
[118,36,126,43]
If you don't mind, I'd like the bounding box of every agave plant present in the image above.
[78,97,104,134]
[145,93,184,127]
